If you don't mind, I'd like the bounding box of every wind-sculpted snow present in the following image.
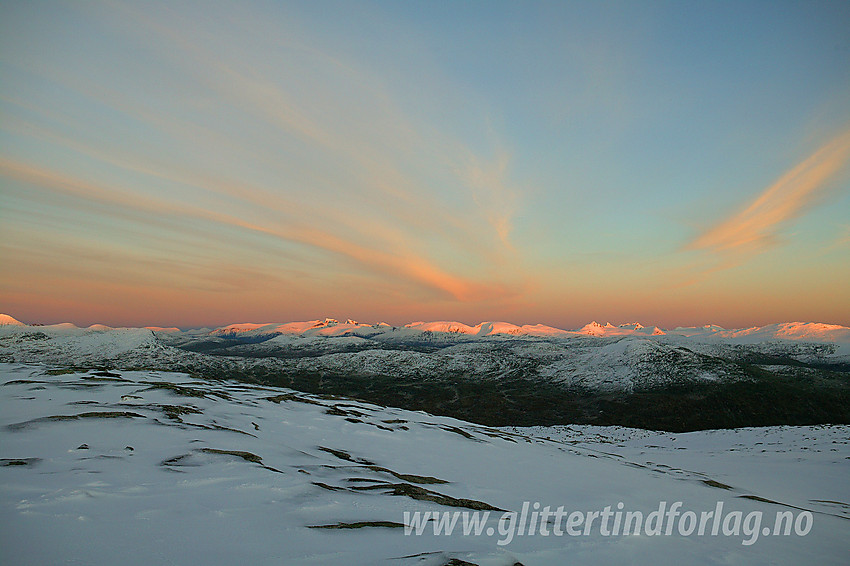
[507,423,850,521]
[1,364,847,565]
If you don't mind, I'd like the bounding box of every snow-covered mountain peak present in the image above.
[145,326,182,333]
[3,314,849,347]
[0,314,25,326]
[404,321,476,334]
[579,321,605,335]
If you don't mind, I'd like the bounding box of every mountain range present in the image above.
[2,314,849,431]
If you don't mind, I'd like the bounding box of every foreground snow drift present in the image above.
[1,364,847,565]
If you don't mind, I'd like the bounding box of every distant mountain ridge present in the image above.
[193,318,850,343]
[3,312,850,345]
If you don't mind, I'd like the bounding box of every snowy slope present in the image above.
[0,321,166,364]
[1,363,847,565]
[668,322,850,359]
[0,314,25,326]
[506,424,850,521]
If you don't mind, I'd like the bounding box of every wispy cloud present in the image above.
[0,1,533,314]
[96,0,517,253]
[688,129,850,255]
[463,149,519,249]
[0,158,518,302]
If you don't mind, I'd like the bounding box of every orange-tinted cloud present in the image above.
[0,158,516,302]
[688,129,850,254]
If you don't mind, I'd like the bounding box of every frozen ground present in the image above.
[1,363,847,565]
[505,424,850,522]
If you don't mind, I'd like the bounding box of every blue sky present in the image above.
[1,0,849,327]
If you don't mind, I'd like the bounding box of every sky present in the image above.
[1,0,849,329]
